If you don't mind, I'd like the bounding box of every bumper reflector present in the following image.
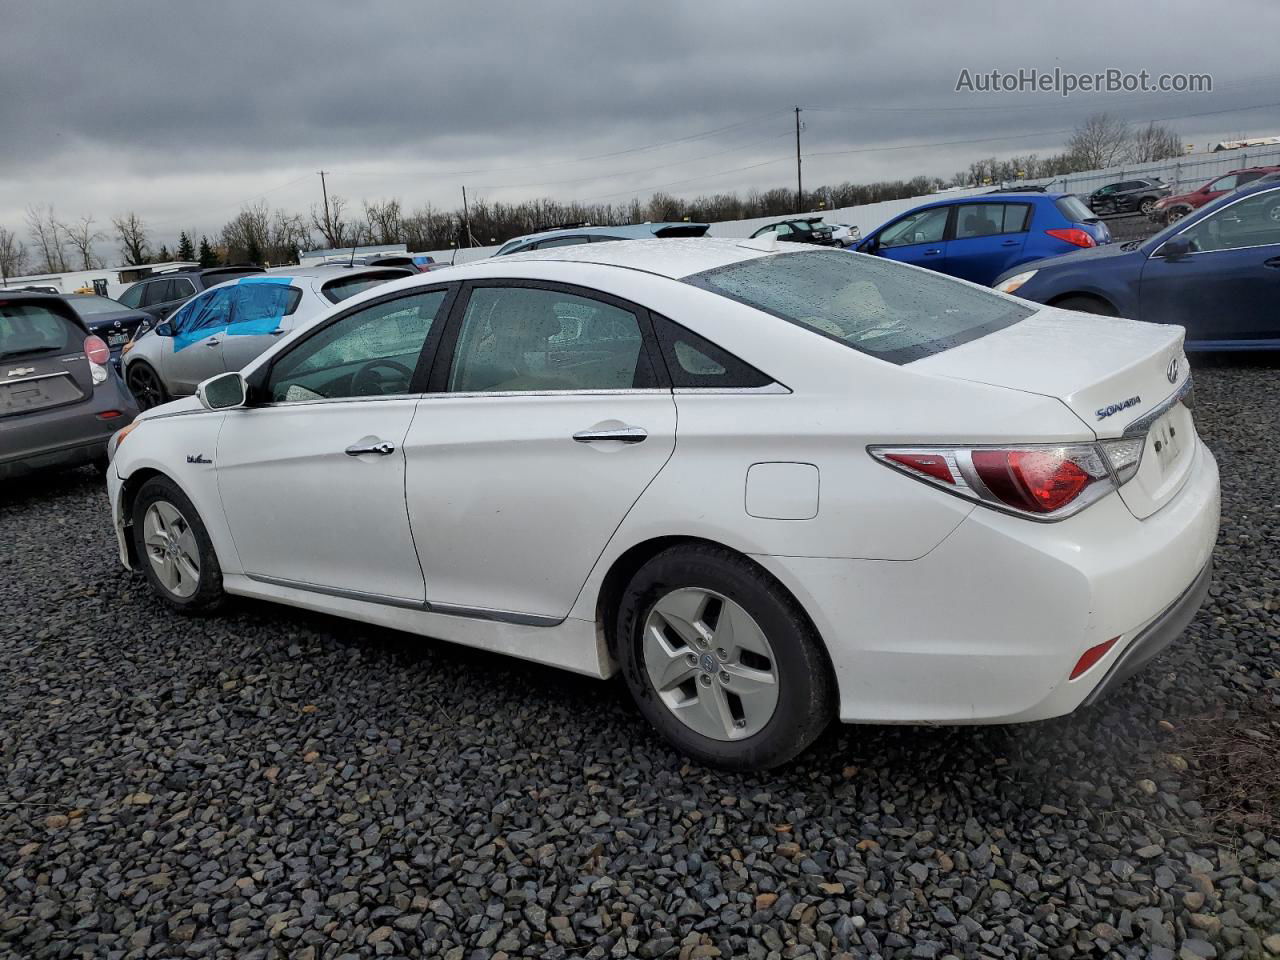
[97,410,125,420]
[1071,636,1120,680]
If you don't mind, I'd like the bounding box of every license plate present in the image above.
[1150,412,1184,474]
[108,333,129,347]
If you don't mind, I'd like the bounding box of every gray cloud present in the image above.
[2,0,1278,248]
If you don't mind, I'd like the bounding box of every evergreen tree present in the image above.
[197,236,220,267]
[156,243,172,263]
[176,231,195,262]
[245,234,262,265]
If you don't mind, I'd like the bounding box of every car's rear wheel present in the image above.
[1054,295,1117,317]
[127,362,168,411]
[131,476,224,612]
[615,544,835,770]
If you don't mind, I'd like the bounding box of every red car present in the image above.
[1150,165,1280,224]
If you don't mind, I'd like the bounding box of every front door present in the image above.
[867,205,951,273]
[162,287,229,395]
[1140,187,1280,344]
[215,287,451,601]
[404,281,677,621]
[220,277,300,374]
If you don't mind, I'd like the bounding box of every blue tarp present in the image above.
[172,277,296,351]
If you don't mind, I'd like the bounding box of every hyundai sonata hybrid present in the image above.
[104,239,1219,769]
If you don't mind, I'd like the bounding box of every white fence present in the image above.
[423,142,1280,264]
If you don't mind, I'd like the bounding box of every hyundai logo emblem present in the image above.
[699,653,717,673]
[1166,357,1180,384]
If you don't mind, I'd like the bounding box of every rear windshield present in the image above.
[67,295,127,317]
[320,270,411,304]
[653,224,710,238]
[686,250,1032,364]
[1055,195,1098,223]
[0,303,77,359]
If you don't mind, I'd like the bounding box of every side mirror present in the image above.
[154,320,174,337]
[196,372,247,411]
[858,236,878,253]
[1156,236,1191,260]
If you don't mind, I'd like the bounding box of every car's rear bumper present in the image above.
[753,438,1220,724]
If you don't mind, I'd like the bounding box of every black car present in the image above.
[117,265,265,322]
[749,217,836,245]
[0,292,138,480]
[1086,178,1172,216]
[63,294,152,372]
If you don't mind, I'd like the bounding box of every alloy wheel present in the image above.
[642,588,780,741]
[128,366,164,410]
[142,500,201,599]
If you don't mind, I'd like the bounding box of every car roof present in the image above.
[449,236,800,280]
[501,221,709,248]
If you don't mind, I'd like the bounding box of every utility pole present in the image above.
[461,185,474,248]
[794,106,803,212]
[318,171,332,242]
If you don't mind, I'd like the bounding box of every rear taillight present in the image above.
[870,439,1144,520]
[1045,228,1096,248]
[84,335,110,385]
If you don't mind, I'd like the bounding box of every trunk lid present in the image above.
[908,307,1195,519]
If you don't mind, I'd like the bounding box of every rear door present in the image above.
[945,202,1030,284]
[403,280,677,621]
[1139,186,1280,344]
[868,205,951,271]
[220,279,302,374]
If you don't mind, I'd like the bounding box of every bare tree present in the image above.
[111,212,151,266]
[60,215,104,269]
[269,209,311,265]
[1126,122,1182,163]
[1067,113,1131,170]
[310,194,351,249]
[0,226,29,284]
[26,204,69,273]
[364,198,403,245]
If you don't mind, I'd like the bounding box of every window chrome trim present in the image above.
[419,388,672,400]
[673,383,791,395]
[1122,374,1194,437]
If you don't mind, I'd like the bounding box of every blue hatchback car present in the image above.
[856,192,1111,286]
[993,181,1280,350]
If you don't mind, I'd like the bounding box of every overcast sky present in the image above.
[3,0,1279,257]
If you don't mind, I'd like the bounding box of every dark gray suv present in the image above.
[117,266,265,322]
[1,292,138,480]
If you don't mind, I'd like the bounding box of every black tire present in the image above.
[127,361,169,411]
[1054,295,1117,317]
[615,544,835,770]
[131,475,224,613]
[1139,197,1158,215]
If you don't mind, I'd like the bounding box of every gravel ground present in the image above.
[2,359,1278,960]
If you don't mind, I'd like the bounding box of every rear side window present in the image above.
[0,303,77,358]
[171,277,196,299]
[650,314,773,389]
[141,280,173,307]
[1055,195,1098,222]
[118,284,144,308]
[686,250,1032,365]
[321,270,412,304]
[954,204,1028,239]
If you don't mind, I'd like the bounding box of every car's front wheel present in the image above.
[131,476,224,612]
[616,544,835,770]
[127,361,169,411]
[1139,197,1158,215]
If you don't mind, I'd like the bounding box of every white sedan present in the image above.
[105,238,1219,770]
